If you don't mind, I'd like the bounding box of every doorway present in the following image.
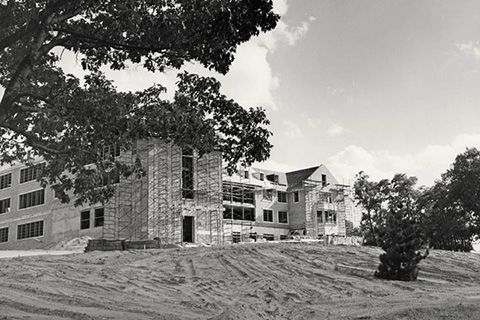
[183,216,194,243]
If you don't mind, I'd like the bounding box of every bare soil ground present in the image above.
[1,242,480,320]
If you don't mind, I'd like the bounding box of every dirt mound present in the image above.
[1,242,480,319]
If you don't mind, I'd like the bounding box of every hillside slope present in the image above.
[1,243,480,320]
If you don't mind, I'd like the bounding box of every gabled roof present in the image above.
[286,166,320,191]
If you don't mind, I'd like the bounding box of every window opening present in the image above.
[17,220,43,240]
[0,227,8,243]
[19,163,46,184]
[19,189,45,209]
[0,198,10,214]
[263,209,273,222]
[94,208,104,227]
[182,148,194,199]
[0,173,11,189]
[278,211,288,224]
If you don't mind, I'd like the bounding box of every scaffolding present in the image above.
[221,167,261,243]
[102,140,224,245]
[303,179,349,238]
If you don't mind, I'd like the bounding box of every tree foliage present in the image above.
[0,0,279,205]
[354,172,428,281]
[353,171,389,246]
[418,148,480,252]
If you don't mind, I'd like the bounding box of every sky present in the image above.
[58,0,480,187]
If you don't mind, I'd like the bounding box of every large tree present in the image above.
[0,0,279,205]
[418,147,480,252]
[419,181,474,252]
[353,171,389,246]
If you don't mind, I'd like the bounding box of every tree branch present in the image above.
[54,27,169,53]
[0,0,80,50]
[2,122,69,155]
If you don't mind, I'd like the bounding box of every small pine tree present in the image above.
[374,174,428,281]
[375,209,428,281]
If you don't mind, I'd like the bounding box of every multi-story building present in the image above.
[0,140,224,250]
[222,165,359,243]
[0,141,359,249]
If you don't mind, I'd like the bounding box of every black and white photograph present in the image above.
[1,1,480,319]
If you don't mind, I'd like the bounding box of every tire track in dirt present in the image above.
[2,243,480,319]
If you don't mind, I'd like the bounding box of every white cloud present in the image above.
[457,41,480,59]
[326,133,480,187]
[300,112,322,128]
[214,42,280,111]
[257,20,311,52]
[283,119,303,138]
[327,123,350,137]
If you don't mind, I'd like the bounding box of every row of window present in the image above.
[0,220,44,243]
[0,208,106,244]
[263,209,288,224]
[0,189,45,214]
[0,163,46,191]
[0,160,124,192]
[223,184,255,204]
[223,206,255,221]
[223,206,289,224]
[80,208,105,229]
[222,185,289,204]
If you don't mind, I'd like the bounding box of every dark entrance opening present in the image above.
[183,216,194,243]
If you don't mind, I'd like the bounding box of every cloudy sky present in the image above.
[60,0,480,187]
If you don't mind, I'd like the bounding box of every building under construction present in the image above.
[221,165,360,243]
[0,139,360,249]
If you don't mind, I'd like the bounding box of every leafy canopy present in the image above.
[0,0,279,205]
[418,147,480,252]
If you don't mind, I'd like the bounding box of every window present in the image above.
[278,211,288,224]
[222,183,254,204]
[17,220,43,240]
[325,211,337,223]
[322,174,327,187]
[19,189,45,209]
[0,227,8,243]
[266,174,279,184]
[232,232,241,243]
[94,208,104,227]
[0,198,10,214]
[80,210,90,229]
[244,170,249,179]
[317,211,324,223]
[263,209,273,222]
[259,173,264,181]
[278,191,287,203]
[263,189,273,201]
[263,234,274,241]
[19,163,45,184]
[294,191,299,202]
[280,235,287,240]
[182,148,194,199]
[0,173,11,190]
[223,206,255,221]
